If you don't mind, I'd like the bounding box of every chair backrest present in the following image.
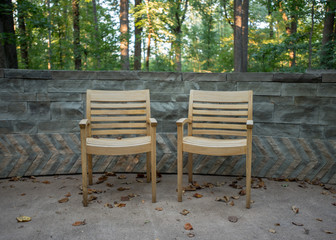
[86,89,151,137]
[188,90,253,138]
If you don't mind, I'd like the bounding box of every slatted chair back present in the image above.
[86,89,151,137]
[188,90,253,139]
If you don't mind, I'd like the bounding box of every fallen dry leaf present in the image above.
[332,202,336,206]
[239,189,246,196]
[203,182,214,188]
[274,223,280,226]
[10,176,21,182]
[324,230,333,234]
[292,222,304,226]
[231,196,240,200]
[180,209,190,216]
[184,223,193,230]
[121,196,130,201]
[316,218,323,222]
[58,197,69,203]
[104,203,113,208]
[16,216,31,222]
[96,175,108,184]
[117,175,127,179]
[65,192,71,197]
[114,202,126,208]
[269,229,276,234]
[136,173,146,178]
[72,220,86,226]
[21,193,26,196]
[88,195,97,201]
[229,201,235,206]
[105,172,116,176]
[42,180,50,184]
[117,187,130,191]
[215,196,230,203]
[228,216,238,223]
[155,207,163,211]
[106,183,114,188]
[292,205,299,214]
[184,185,196,191]
[193,193,203,198]
[136,179,143,183]
[187,232,195,238]
[321,191,329,195]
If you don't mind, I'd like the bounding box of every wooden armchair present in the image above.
[176,90,253,208]
[79,89,157,207]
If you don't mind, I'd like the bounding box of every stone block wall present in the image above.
[0,69,335,183]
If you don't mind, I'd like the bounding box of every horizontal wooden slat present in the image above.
[193,109,248,116]
[192,123,247,130]
[193,103,248,110]
[192,129,247,136]
[91,109,146,115]
[91,116,147,122]
[91,129,147,135]
[191,90,250,103]
[91,123,147,129]
[91,103,146,109]
[89,89,149,102]
[193,116,248,123]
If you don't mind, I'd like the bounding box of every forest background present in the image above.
[0,0,335,73]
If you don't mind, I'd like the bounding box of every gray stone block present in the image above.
[4,102,28,120]
[139,72,181,81]
[182,72,225,82]
[38,120,79,133]
[151,102,182,121]
[37,93,82,102]
[0,102,8,113]
[24,80,48,92]
[0,69,4,78]
[274,105,319,124]
[98,71,139,80]
[0,121,14,134]
[51,102,83,120]
[0,78,23,92]
[52,70,97,80]
[281,83,317,96]
[91,80,125,90]
[237,82,281,96]
[0,92,36,102]
[319,105,336,125]
[123,80,146,90]
[227,72,273,82]
[273,73,321,83]
[294,96,330,106]
[27,102,51,120]
[48,80,92,93]
[317,83,336,97]
[322,73,336,83]
[158,120,177,133]
[145,81,185,93]
[13,121,38,134]
[299,125,325,139]
[254,96,294,105]
[324,126,336,139]
[254,123,300,137]
[253,102,274,122]
[151,93,175,102]
[5,69,52,79]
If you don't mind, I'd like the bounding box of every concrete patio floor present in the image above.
[0,173,335,240]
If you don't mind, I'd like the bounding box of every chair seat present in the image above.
[86,136,152,155]
[183,136,247,156]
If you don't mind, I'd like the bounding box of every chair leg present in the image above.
[188,153,193,183]
[88,154,93,185]
[246,152,252,209]
[146,152,151,183]
[177,147,183,202]
[151,151,156,203]
[81,151,88,207]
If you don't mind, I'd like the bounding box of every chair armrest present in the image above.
[79,119,90,129]
[148,118,158,127]
[176,118,190,127]
[246,120,253,129]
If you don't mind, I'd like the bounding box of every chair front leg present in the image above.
[88,154,93,185]
[188,153,193,183]
[246,128,253,209]
[146,152,151,183]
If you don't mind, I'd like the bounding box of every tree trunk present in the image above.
[145,0,152,71]
[72,0,81,70]
[308,0,315,69]
[234,0,248,72]
[18,0,29,68]
[120,0,129,70]
[321,0,336,68]
[47,0,52,69]
[267,0,274,38]
[134,0,142,70]
[92,0,101,69]
[289,15,297,67]
[0,0,18,68]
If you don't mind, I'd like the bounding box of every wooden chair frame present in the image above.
[176,90,253,208]
[79,89,157,207]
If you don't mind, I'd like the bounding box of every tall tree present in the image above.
[234,0,249,72]
[17,0,29,68]
[321,0,336,68]
[134,0,142,70]
[92,0,101,69]
[0,0,18,68]
[47,0,52,69]
[72,0,81,70]
[120,0,129,70]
